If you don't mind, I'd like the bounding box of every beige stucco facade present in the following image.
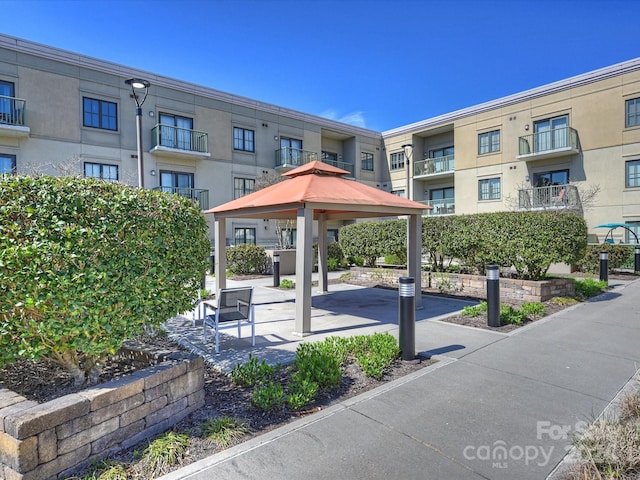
[1,33,639,245]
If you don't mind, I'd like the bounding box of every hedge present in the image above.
[0,176,210,385]
[338,219,406,267]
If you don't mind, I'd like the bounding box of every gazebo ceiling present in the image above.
[204,160,430,220]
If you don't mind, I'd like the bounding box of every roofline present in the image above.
[2,33,639,141]
[0,33,381,139]
[382,57,640,138]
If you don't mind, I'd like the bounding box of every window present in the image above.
[83,97,117,131]
[627,160,640,188]
[626,221,640,244]
[0,154,16,175]
[279,137,303,166]
[322,151,338,163]
[84,162,118,181]
[234,127,255,152]
[160,170,194,195]
[159,113,193,150]
[235,227,256,245]
[361,152,374,171]
[391,189,406,198]
[327,229,339,243]
[234,177,255,199]
[478,177,501,200]
[534,115,568,151]
[429,146,454,159]
[626,98,640,128]
[533,169,569,187]
[478,130,500,155]
[0,81,15,124]
[390,152,405,170]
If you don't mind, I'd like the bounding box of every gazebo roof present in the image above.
[205,160,430,219]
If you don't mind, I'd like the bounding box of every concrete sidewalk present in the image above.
[161,276,640,480]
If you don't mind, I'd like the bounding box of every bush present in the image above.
[575,244,635,273]
[226,244,270,274]
[0,176,209,385]
[251,382,286,411]
[339,219,406,267]
[574,278,608,299]
[230,354,276,387]
[294,341,343,390]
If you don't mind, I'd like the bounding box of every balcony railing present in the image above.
[517,184,580,210]
[152,186,209,211]
[322,158,354,176]
[518,127,579,158]
[150,124,209,154]
[414,155,455,176]
[419,198,455,216]
[0,95,27,126]
[275,147,318,169]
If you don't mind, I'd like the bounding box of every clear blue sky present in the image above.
[2,0,638,131]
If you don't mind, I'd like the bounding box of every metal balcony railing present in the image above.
[150,124,209,154]
[0,96,27,126]
[275,147,318,168]
[518,127,578,156]
[517,184,580,210]
[152,187,209,211]
[419,198,455,216]
[414,155,455,176]
[321,158,354,176]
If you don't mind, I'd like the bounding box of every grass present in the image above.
[561,384,640,479]
[134,431,190,478]
[200,416,251,448]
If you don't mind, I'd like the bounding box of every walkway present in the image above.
[161,275,640,480]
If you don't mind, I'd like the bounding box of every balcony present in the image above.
[0,96,30,137]
[321,158,354,177]
[152,186,209,211]
[274,147,318,171]
[414,155,454,179]
[517,127,579,161]
[419,199,455,216]
[517,184,580,210]
[149,124,211,160]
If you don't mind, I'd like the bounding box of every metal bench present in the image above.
[202,287,255,354]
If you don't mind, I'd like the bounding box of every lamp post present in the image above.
[402,143,414,200]
[125,78,150,188]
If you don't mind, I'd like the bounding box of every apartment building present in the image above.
[382,59,640,244]
[1,33,639,245]
[0,34,384,247]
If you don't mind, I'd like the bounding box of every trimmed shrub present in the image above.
[226,243,270,274]
[575,244,635,273]
[339,219,406,267]
[0,176,209,385]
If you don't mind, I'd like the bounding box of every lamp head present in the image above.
[125,78,150,89]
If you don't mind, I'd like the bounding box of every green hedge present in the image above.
[226,244,270,274]
[339,219,406,267]
[575,244,636,273]
[339,212,586,280]
[0,176,210,385]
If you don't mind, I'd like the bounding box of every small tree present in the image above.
[254,171,295,249]
[0,176,210,385]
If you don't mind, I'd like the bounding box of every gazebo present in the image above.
[205,161,429,335]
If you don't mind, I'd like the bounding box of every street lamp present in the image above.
[125,78,150,188]
[402,143,414,200]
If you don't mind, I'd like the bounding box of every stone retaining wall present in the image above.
[0,344,204,480]
[349,267,575,302]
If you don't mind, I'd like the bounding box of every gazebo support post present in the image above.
[317,212,328,293]
[407,214,422,309]
[294,206,313,335]
[214,217,227,294]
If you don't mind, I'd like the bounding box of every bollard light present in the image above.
[398,277,415,360]
[486,265,500,327]
[273,253,280,287]
[599,251,609,284]
[635,247,640,274]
